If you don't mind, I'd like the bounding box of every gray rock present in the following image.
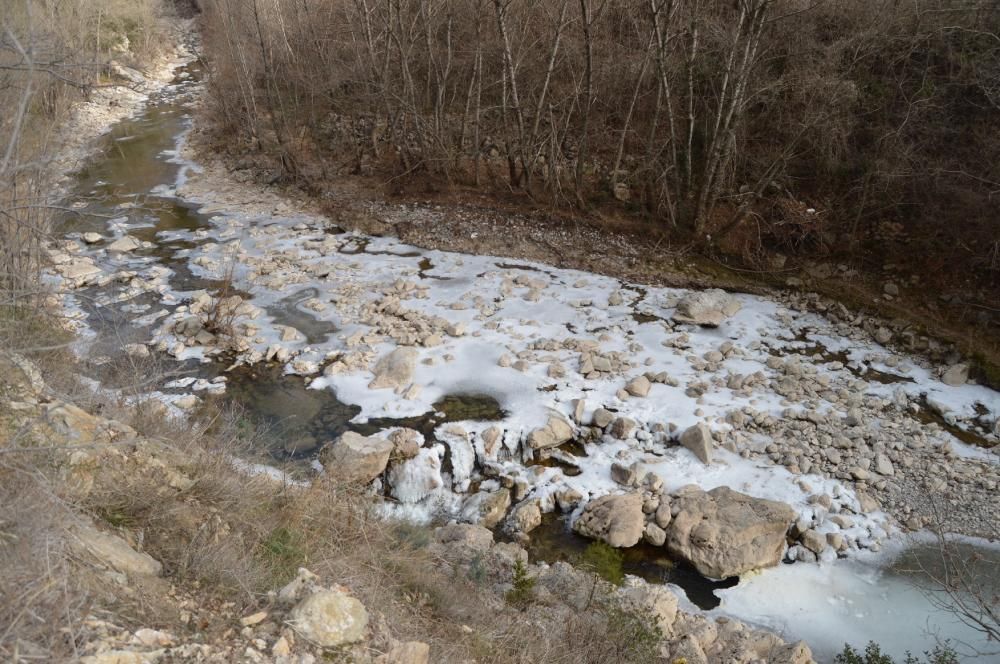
[800,529,827,554]
[856,491,880,514]
[619,585,677,635]
[73,524,162,578]
[609,417,637,440]
[611,461,639,487]
[460,488,511,528]
[508,499,542,534]
[654,499,673,529]
[875,453,894,476]
[381,641,430,664]
[644,522,667,547]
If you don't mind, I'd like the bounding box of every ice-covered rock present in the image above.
[440,426,475,490]
[388,448,443,503]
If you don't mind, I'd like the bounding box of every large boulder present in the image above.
[526,414,574,449]
[368,347,418,393]
[665,486,795,578]
[573,492,645,548]
[672,289,742,327]
[288,587,368,647]
[323,431,393,484]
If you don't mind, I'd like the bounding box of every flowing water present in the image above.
[58,64,1000,663]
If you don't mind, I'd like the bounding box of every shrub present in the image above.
[835,641,959,664]
[581,541,625,586]
[259,526,306,584]
[602,604,663,663]
[505,559,536,608]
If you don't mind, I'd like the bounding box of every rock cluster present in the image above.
[571,483,796,579]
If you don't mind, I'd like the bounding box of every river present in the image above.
[52,61,1000,663]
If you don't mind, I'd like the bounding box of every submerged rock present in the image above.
[108,235,142,253]
[665,486,795,578]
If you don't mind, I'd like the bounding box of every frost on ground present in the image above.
[43,67,1000,661]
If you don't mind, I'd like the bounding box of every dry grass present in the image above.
[1,355,667,663]
[0,456,88,661]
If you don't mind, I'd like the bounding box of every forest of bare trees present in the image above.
[198,0,1000,281]
[1,0,164,330]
